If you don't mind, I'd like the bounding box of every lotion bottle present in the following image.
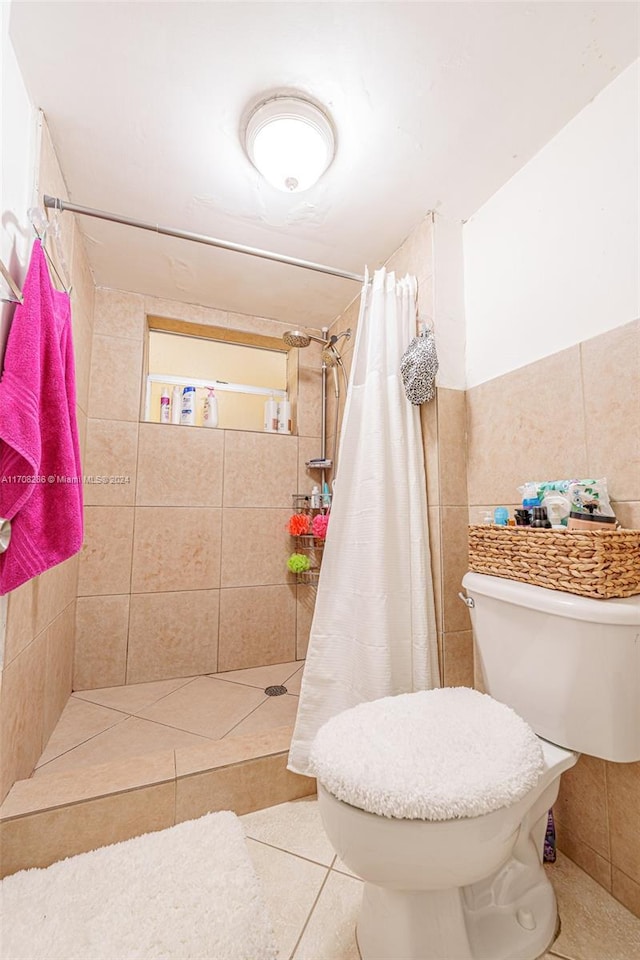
[203,387,219,428]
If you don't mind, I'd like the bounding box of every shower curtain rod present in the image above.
[43,195,365,283]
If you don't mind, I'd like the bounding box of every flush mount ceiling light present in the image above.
[244,96,335,193]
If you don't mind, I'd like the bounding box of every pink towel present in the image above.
[0,240,83,594]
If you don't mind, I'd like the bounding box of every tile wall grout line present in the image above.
[172,749,178,825]
[578,341,592,476]
[124,414,142,685]
[216,430,224,671]
[602,759,613,864]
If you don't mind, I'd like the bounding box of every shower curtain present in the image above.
[288,268,440,777]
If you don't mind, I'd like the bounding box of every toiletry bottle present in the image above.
[493,506,508,526]
[311,485,321,509]
[264,396,279,433]
[171,386,182,424]
[530,506,551,528]
[322,482,331,509]
[160,387,170,423]
[181,385,196,426]
[203,387,219,428]
[277,395,292,434]
[521,482,540,516]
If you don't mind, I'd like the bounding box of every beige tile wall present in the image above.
[466,318,640,917]
[75,290,322,688]
[0,119,95,801]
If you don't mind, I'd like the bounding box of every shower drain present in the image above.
[264,684,288,696]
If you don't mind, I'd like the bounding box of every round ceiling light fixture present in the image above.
[244,96,335,193]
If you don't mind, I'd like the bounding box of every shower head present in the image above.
[321,344,341,367]
[283,329,312,348]
[282,329,327,348]
[321,328,351,367]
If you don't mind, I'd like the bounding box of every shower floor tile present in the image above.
[229,693,300,738]
[136,676,266,739]
[32,661,302,779]
[33,715,210,777]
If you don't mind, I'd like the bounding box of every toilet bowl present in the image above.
[312,688,576,960]
[309,574,640,960]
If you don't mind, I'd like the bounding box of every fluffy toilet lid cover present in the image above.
[309,687,544,820]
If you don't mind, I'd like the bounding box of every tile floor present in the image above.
[32,661,303,778]
[241,798,640,960]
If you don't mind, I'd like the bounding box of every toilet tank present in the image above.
[461,572,640,763]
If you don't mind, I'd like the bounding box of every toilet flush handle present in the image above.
[458,592,474,608]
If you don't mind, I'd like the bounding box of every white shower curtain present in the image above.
[288,268,440,777]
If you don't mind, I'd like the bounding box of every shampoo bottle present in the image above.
[203,387,219,428]
[311,485,321,509]
[181,385,196,426]
[160,387,170,423]
[277,395,292,434]
[171,386,182,424]
[264,396,279,433]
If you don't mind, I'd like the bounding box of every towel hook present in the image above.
[0,517,11,554]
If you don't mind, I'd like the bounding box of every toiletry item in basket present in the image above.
[541,492,571,528]
[567,479,616,519]
[493,506,509,526]
[180,386,196,426]
[160,388,170,423]
[567,512,617,531]
[530,506,551,528]
[519,482,540,515]
[311,485,321,509]
[322,482,332,509]
[519,479,615,521]
[514,509,532,527]
[203,387,218,428]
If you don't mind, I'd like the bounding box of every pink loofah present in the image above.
[311,513,329,539]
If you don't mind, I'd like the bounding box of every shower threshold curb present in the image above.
[0,724,315,878]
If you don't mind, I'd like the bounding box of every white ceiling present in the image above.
[10,1,639,327]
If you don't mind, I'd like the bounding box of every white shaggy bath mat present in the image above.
[0,811,277,960]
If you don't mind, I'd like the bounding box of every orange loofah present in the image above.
[287,513,311,536]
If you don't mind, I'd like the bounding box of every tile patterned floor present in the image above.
[241,798,640,960]
[33,661,303,778]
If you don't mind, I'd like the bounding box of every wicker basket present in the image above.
[468,525,640,599]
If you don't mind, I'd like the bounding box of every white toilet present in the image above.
[311,572,640,960]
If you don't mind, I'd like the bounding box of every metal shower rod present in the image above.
[43,195,365,284]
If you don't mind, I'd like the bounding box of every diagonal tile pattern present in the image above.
[32,661,302,778]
